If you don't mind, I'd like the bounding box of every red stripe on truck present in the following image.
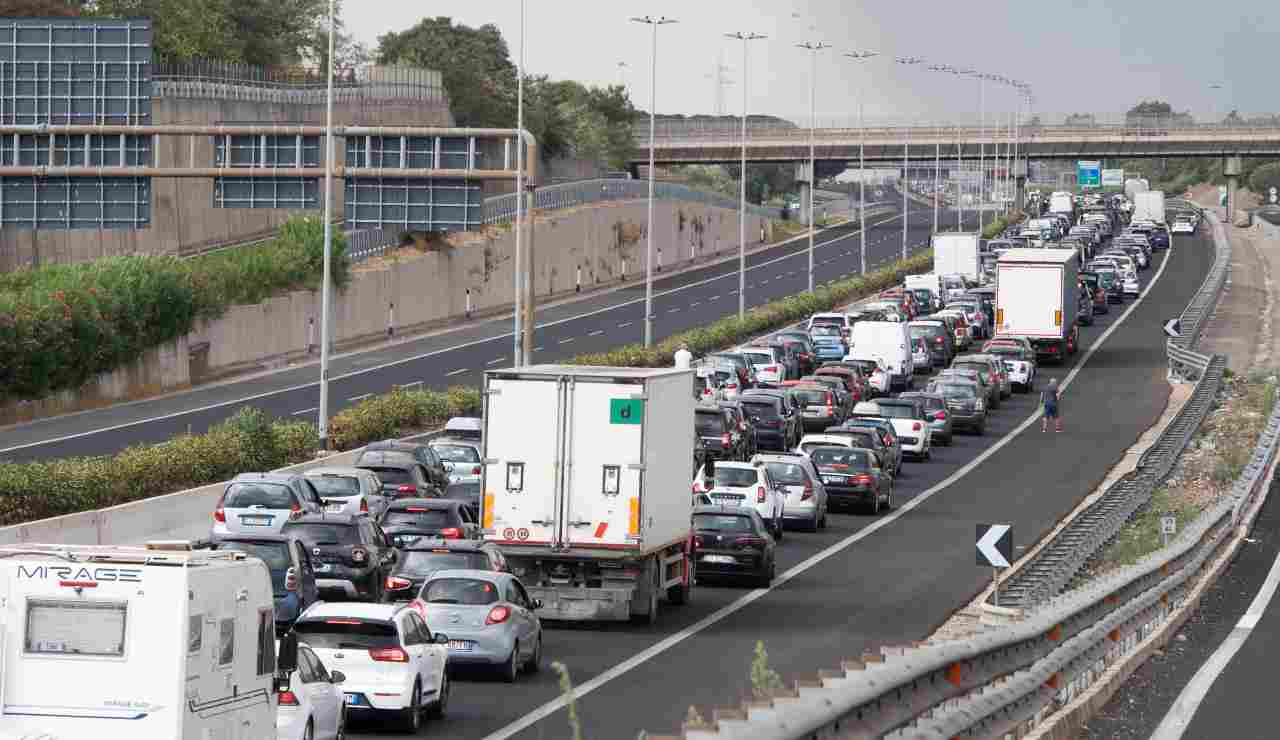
[594,522,609,538]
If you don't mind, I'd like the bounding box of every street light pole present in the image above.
[727,31,767,319]
[513,0,526,366]
[934,138,940,235]
[843,51,878,275]
[317,0,336,449]
[894,56,923,259]
[632,15,677,347]
[798,40,830,293]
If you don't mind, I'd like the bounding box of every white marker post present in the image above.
[977,523,1013,608]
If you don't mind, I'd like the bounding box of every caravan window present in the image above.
[256,609,275,676]
[218,618,235,666]
[188,614,203,654]
[25,599,126,657]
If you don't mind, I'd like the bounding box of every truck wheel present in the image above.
[667,565,692,605]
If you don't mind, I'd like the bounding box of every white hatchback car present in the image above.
[305,467,388,518]
[755,453,829,532]
[1172,220,1194,234]
[277,642,347,740]
[692,460,786,538]
[294,602,450,733]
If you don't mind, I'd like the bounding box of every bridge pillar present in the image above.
[1013,160,1028,213]
[795,161,814,225]
[1224,155,1244,223]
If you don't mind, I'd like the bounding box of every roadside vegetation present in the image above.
[0,216,347,403]
[1091,369,1279,572]
[0,248,933,527]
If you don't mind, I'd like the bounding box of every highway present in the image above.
[329,229,1214,739]
[0,194,974,463]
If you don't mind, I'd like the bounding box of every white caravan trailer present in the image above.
[0,542,282,740]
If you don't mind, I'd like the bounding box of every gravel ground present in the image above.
[1078,473,1280,738]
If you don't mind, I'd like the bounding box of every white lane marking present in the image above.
[617,322,633,329]
[479,238,1176,740]
[667,307,681,314]
[689,302,701,308]
[0,212,911,457]
[399,381,423,391]
[708,295,720,301]
[485,357,507,366]
[534,346,544,352]
[558,337,576,344]
[587,330,604,337]
[347,393,371,403]
[1150,532,1280,740]
[291,408,317,416]
[444,369,469,377]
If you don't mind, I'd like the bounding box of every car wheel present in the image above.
[757,558,775,588]
[302,719,314,740]
[523,634,543,674]
[773,513,784,541]
[400,681,422,732]
[807,510,821,532]
[336,707,347,740]
[667,562,692,605]
[884,484,894,511]
[943,433,953,446]
[868,490,881,516]
[923,446,932,462]
[501,642,520,683]
[976,421,986,436]
[427,671,449,719]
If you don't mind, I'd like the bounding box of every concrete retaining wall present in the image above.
[0,336,191,427]
[0,96,453,271]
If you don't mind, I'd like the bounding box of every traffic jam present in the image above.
[0,190,1186,740]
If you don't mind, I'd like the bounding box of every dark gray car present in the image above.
[355,440,449,492]
[207,534,320,635]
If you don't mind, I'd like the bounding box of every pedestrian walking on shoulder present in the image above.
[1041,378,1062,432]
[674,342,693,370]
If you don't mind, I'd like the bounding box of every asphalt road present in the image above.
[334,230,1214,739]
[0,193,977,463]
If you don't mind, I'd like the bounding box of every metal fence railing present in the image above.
[152,60,447,105]
[481,178,777,225]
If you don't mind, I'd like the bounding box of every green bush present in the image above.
[0,216,349,404]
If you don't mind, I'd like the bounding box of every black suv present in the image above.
[695,405,749,461]
[357,452,440,499]
[207,534,320,635]
[378,498,480,542]
[355,441,449,492]
[280,514,397,602]
[739,390,801,450]
[384,539,508,602]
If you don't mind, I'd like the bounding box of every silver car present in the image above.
[410,570,543,682]
[304,466,388,518]
[211,473,325,537]
[756,453,829,532]
[428,439,483,486]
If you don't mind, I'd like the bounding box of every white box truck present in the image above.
[1133,190,1166,224]
[480,365,695,624]
[0,542,282,740]
[1049,191,1075,216]
[932,232,982,283]
[995,249,1080,363]
[1124,178,1149,201]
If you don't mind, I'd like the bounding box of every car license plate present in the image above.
[448,640,473,651]
[823,476,842,484]
[239,515,271,526]
[325,503,345,513]
[711,494,743,503]
[703,555,735,564]
[315,563,331,573]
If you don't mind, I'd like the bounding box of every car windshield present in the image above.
[423,578,500,605]
[431,444,480,463]
[875,404,916,419]
[357,450,416,467]
[693,513,755,533]
[695,412,725,436]
[793,388,829,405]
[800,441,846,455]
[810,325,842,336]
[223,482,295,509]
[850,360,879,374]
[400,551,489,576]
[954,362,989,376]
[294,620,399,650]
[710,354,746,369]
[364,467,414,486]
[764,462,808,485]
[809,448,872,470]
[742,351,773,364]
[215,541,290,595]
[810,317,843,328]
[383,508,454,529]
[706,467,758,487]
[742,401,779,419]
[909,326,935,338]
[284,523,360,547]
[936,383,977,398]
[308,475,361,497]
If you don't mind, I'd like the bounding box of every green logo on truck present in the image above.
[610,399,643,425]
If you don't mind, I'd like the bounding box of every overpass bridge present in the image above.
[628,119,1280,167]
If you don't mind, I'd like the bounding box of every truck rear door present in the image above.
[996,264,1064,338]
[483,377,564,546]
[562,380,645,549]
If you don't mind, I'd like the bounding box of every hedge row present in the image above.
[0,248,933,527]
[568,250,935,367]
[0,385,480,526]
[0,216,349,403]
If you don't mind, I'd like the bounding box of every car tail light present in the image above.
[935,336,943,344]
[802,481,814,501]
[290,501,302,514]
[692,480,705,494]
[439,527,462,539]
[721,433,732,449]
[934,410,947,420]
[726,382,738,390]
[213,492,226,523]
[369,647,409,663]
[351,547,367,564]
[285,567,298,592]
[277,689,300,706]
[912,422,923,431]
[756,486,766,503]
[1048,345,1059,354]
[486,605,512,625]
[360,498,369,513]
[767,365,779,374]
[386,575,412,591]
[472,465,482,475]
[826,394,834,417]
[693,535,705,548]
[734,536,766,549]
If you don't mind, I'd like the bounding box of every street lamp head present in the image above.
[895,56,923,65]
[630,15,677,25]
[844,50,879,60]
[726,31,767,40]
[796,40,832,51]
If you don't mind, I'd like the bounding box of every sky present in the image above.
[343,1,1276,126]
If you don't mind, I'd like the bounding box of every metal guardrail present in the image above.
[662,349,1277,740]
[481,178,777,225]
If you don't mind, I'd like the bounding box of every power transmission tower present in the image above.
[706,51,734,116]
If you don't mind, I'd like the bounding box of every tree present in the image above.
[1248,162,1280,200]
[375,17,517,128]
[5,0,90,14]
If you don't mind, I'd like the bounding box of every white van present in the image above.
[0,542,280,740]
[904,273,941,299]
[847,321,913,391]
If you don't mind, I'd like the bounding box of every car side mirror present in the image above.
[434,632,450,645]
[330,670,346,684]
